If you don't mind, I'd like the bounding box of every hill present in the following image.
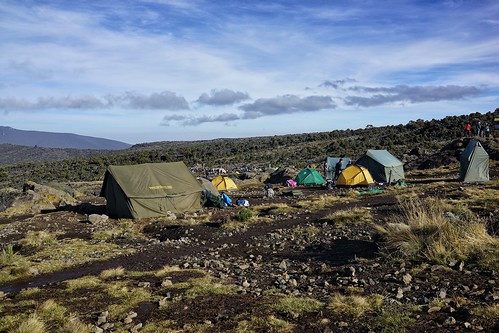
[0,126,131,150]
[0,110,497,188]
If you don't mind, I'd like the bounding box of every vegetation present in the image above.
[1,111,496,189]
[375,197,499,270]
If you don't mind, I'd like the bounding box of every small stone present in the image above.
[428,306,441,313]
[97,315,107,326]
[443,316,456,327]
[131,323,143,333]
[101,322,114,330]
[464,322,471,329]
[159,297,168,307]
[402,273,412,285]
[438,288,447,299]
[338,321,349,327]
[94,326,104,333]
[279,260,287,270]
[396,288,404,299]
[161,279,173,287]
[242,280,250,288]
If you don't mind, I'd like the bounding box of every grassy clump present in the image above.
[235,315,294,333]
[99,266,125,280]
[271,296,324,317]
[472,304,499,319]
[375,198,499,269]
[297,194,350,210]
[374,304,416,333]
[328,293,383,317]
[65,276,102,291]
[21,231,58,248]
[235,208,253,222]
[321,207,372,224]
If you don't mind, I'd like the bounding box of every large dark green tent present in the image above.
[295,168,325,185]
[460,139,489,183]
[100,162,203,219]
[356,150,405,183]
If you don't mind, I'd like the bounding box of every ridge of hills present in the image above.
[0,110,497,188]
[0,126,131,150]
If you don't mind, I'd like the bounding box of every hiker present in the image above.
[264,184,275,199]
[465,123,471,136]
[334,158,343,181]
[323,161,328,178]
[325,179,334,190]
[485,123,490,138]
[477,121,482,137]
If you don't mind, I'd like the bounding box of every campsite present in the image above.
[0,117,498,332]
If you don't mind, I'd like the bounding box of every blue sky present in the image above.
[1,0,498,144]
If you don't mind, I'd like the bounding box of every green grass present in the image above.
[271,296,324,317]
[374,304,417,333]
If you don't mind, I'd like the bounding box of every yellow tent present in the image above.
[212,175,238,191]
[336,165,374,186]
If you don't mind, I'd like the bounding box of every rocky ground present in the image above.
[0,163,498,333]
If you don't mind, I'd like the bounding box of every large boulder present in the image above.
[0,181,77,216]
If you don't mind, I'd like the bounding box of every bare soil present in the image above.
[0,166,498,333]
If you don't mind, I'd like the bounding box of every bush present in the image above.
[235,208,253,222]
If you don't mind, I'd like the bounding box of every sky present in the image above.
[0,0,498,144]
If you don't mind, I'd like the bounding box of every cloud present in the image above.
[196,89,250,106]
[119,91,189,110]
[239,95,336,117]
[0,95,106,111]
[345,85,482,107]
[162,112,240,126]
[0,91,190,111]
[319,79,355,89]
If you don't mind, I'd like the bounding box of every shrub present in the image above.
[235,208,253,222]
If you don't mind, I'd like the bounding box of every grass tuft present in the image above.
[99,266,125,279]
[375,198,499,269]
[328,293,383,317]
[321,207,372,224]
[15,314,46,333]
[21,231,57,248]
[271,296,324,316]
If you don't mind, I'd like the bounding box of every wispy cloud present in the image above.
[239,95,336,116]
[196,89,250,106]
[345,85,482,107]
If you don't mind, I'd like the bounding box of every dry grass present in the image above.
[328,293,383,317]
[252,202,296,215]
[375,197,499,269]
[155,265,182,277]
[297,194,351,210]
[99,266,125,279]
[20,231,58,248]
[321,207,372,224]
[65,276,101,291]
[235,315,294,333]
[472,304,499,319]
[15,314,46,333]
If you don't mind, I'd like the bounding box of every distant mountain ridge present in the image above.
[0,126,131,150]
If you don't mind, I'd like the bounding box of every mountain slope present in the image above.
[0,126,131,150]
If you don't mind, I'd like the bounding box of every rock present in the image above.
[94,326,104,333]
[159,297,168,307]
[0,291,6,299]
[101,322,114,330]
[97,315,107,326]
[131,323,143,333]
[396,288,404,299]
[438,288,447,299]
[443,316,456,326]
[161,279,173,287]
[338,321,349,327]
[242,280,250,288]
[137,282,151,288]
[279,260,288,270]
[29,267,40,275]
[402,273,412,285]
[428,306,441,313]
[88,214,109,224]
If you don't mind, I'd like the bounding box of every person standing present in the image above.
[477,121,482,137]
[334,158,343,181]
[465,123,471,136]
[485,123,490,138]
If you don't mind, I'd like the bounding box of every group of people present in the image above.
[465,120,491,138]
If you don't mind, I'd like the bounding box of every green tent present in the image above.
[356,150,405,184]
[100,162,203,219]
[295,168,326,185]
[460,139,489,183]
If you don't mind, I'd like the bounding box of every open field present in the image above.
[0,161,498,333]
